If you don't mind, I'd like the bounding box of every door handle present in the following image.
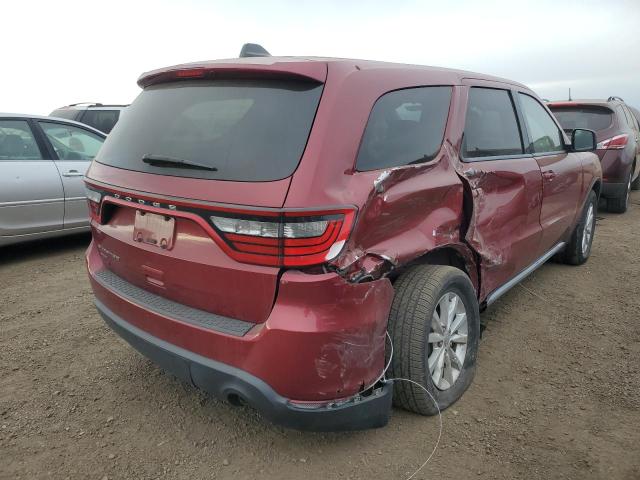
[62,170,84,177]
[542,170,557,181]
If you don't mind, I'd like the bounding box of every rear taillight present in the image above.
[85,186,102,222]
[597,134,629,150]
[209,208,356,267]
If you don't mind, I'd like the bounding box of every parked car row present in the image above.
[1,44,636,432]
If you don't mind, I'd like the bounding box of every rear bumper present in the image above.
[96,299,393,431]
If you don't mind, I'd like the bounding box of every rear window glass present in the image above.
[80,109,121,133]
[549,106,613,132]
[356,86,451,171]
[50,109,79,120]
[96,79,323,181]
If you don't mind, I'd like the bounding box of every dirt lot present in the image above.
[1,192,639,480]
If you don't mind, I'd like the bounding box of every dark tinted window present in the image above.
[519,94,563,154]
[462,88,523,158]
[50,109,80,120]
[80,109,121,133]
[356,87,451,171]
[549,106,613,131]
[0,120,42,160]
[97,79,323,181]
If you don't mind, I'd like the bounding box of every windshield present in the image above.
[549,106,613,132]
[96,79,323,181]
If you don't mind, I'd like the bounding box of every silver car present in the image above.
[0,114,106,247]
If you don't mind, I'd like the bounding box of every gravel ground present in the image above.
[1,191,639,480]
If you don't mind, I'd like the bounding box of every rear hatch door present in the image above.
[87,63,326,324]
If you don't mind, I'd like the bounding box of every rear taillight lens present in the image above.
[85,187,102,222]
[596,134,629,150]
[209,209,356,267]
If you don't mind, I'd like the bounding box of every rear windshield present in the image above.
[50,109,79,120]
[96,79,323,181]
[80,109,121,133]
[549,106,613,132]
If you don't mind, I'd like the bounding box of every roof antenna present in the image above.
[568,88,572,101]
[239,43,271,58]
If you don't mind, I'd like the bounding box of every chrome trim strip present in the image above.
[0,198,65,207]
[486,242,565,306]
[85,177,354,213]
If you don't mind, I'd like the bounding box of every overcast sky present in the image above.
[2,0,639,115]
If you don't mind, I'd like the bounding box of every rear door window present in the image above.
[356,86,451,171]
[549,106,613,132]
[518,94,564,154]
[96,79,323,181]
[462,88,523,158]
[0,120,43,160]
[39,121,105,160]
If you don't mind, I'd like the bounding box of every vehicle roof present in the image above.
[547,99,624,108]
[138,56,529,90]
[0,112,107,137]
[53,103,128,110]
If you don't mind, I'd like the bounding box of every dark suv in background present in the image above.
[548,97,640,213]
[50,103,128,134]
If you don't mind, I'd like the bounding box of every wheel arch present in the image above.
[391,244,480,297]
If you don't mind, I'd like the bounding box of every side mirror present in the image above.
[571,128,597,152]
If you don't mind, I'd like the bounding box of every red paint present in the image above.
[86,57,602,402]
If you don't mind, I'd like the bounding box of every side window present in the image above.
[356,86,452,171]
[518,94,564,154]
[0,120,43,160]
[39,122,104,160]
[80,110,120,133]
[462,88,523,159]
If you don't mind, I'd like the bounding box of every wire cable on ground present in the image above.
[362,332,443,480]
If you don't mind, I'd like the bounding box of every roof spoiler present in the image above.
[239,43,271,58]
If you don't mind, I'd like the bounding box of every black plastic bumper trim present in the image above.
[94,269,254,337]
[95,299,393,431]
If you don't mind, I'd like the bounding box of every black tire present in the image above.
[607,173,631,213]
[561,190,597,265]
[387,265,480,416]
[631,169,640,191]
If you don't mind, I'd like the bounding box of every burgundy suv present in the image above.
[85,52,602,431]
[548,97,640,213]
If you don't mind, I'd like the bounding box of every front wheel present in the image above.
[387,265,480,415]
[561,190,597,265]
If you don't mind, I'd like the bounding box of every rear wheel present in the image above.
[607,173,631,213]
[387,265,480,415]
[631,167,640,191]
[561,190,597,265]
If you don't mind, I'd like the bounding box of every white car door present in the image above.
[37,121,105,229]
[0,119,64,236]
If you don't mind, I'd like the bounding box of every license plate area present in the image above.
[133,211,175,250]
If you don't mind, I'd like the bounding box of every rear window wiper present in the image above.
[142,154,218,171]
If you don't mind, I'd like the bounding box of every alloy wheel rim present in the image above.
[428,292,468,391]
[582,203,595,256]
